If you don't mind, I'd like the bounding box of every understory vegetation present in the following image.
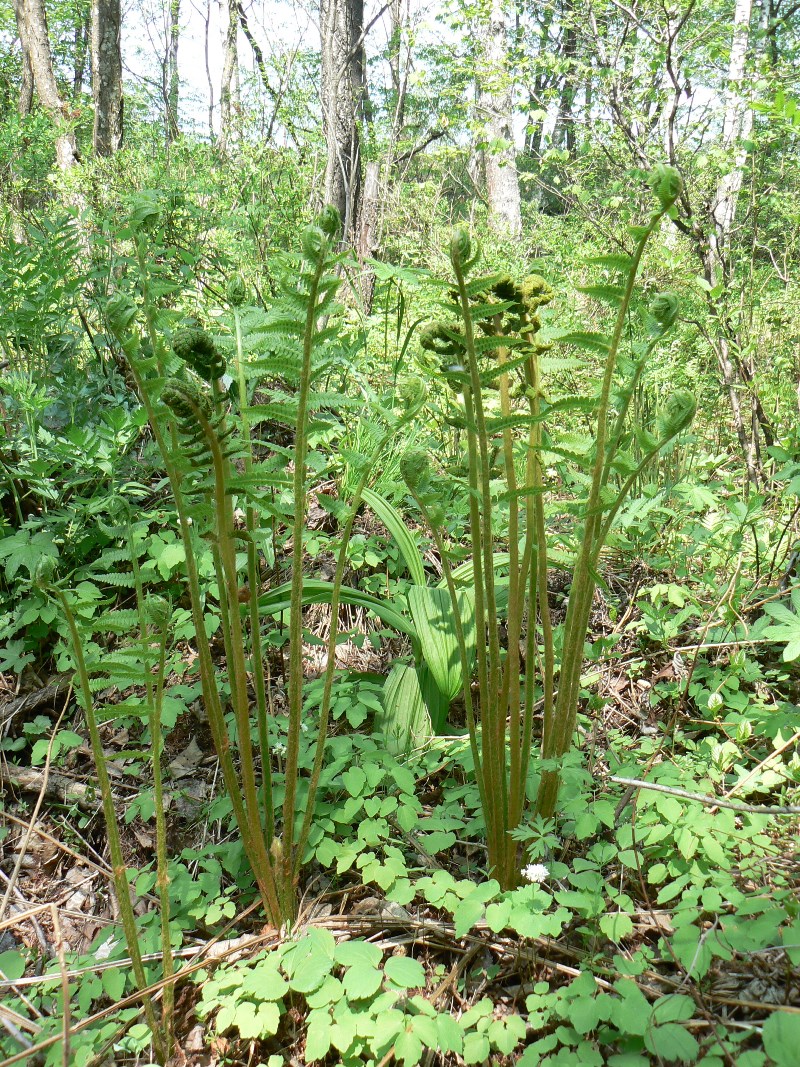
[1,3,800,1062]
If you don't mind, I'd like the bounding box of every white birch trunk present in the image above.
[478,0,522,236]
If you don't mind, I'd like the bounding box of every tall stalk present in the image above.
[228,280,274,839]
[108,205,360,926]
[534,165,686,819]
[129,547,174,1053]
[407,164,692,884]
[43,581,167,1063]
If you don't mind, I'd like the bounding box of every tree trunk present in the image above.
[708,0,753,287]
[91,0,123,155]
[11,0,34,117]
[218,0,238,153]
[355,159,380,310]
[165,0,180,142]
[703,0,761,486]
[478,0,522,236]
[552,0,577,154]
[320,0,365,241]
[13,0,79,169]
[73,6,90,100]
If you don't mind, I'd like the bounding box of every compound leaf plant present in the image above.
[401,164,696,889]
[104,204,423,926]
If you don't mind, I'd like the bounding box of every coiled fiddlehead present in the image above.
[172,326,227,382]
[161,378,236,467]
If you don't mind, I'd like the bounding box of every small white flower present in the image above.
[300,722,309,733]
[272,741,287,757]
[521,863,549,884]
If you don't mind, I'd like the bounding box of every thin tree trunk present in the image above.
[708,0,753,285]
[219,0,238,153]
[91,0,123,155]
[12,0,34,117]
[704,0,760,486]
[478,0,522,235]
[166,0,180,142]
[14,0,79,169]
[73,6,91,100]
[552,0,577,153]
[320,0,365,241]
[203,0,214,139]
[356,159,380,309]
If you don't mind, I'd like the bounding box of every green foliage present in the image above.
[2,30,799,1062]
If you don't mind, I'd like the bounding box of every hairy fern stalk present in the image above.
[405,166,695,888]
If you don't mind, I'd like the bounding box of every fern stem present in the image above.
[232,306,275,842]
[50,587,166,1062]
[197,402,284,913]
[129,542,174,1053]
[497,339,524,887]
[452,254,507,880]
[282,250,329,906]
[115,327,282,922]
[535,208,666,819]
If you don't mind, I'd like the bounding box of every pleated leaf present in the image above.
[259,580,416,638]
[407,585,475,702]
[376,663,432,756]
[362,488,426,586]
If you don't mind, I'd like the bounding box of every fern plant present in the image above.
[400,166,696,888]
[105,204,423,926]
[37,541,173,1061]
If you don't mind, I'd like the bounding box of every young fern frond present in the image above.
[398,165,694,884]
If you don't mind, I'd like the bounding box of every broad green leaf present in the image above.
[242,958,288,999]
[305,1013,332,1061]
[762,590,800,661]
[611,979,650,1036]
[763,1010,800,1065]
[342,964,382,999]
[259,580,416,637]
[0,530,58,580]
[235,999,280,1039]
[288,951,332,994]
[600,912,634,942]
[335,940,383,969]
[342,765,367,796]
[384,955,425,988]
[0,950,26,982]
[394,1029,423,1065]
[362,488,426,586]
[408,585,475,702]
[463,1031,491,1064]
[376,663,432,755]
[644,1023,699,1062]
[488,1014,527,1053]
[436,1013,464,1054]
[485,898,513,933]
